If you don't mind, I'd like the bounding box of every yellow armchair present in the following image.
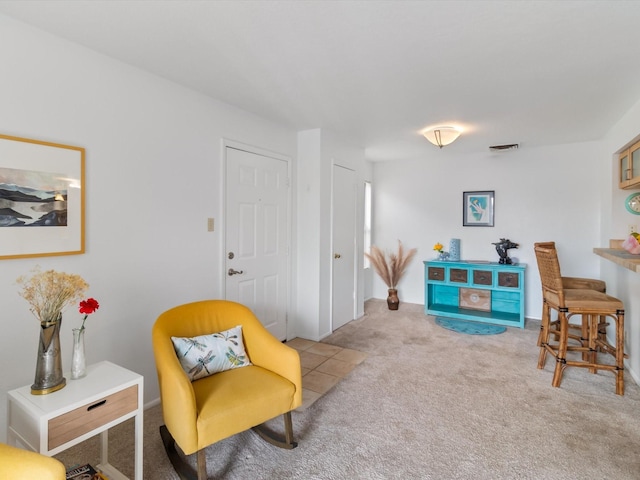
[0,442,66,479]
[152,300,302,480]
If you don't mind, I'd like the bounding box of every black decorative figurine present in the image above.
[492,238,519,264]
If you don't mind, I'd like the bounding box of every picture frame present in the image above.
[463,190,494,227]
[0,134,85,259]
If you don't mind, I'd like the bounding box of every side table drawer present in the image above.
[48,385,138,450]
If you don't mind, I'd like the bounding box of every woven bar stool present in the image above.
[534,242,607,349]
[534,243,626,395]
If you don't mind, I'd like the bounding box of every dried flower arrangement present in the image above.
[365,240,417,290]
[17,267,89,324]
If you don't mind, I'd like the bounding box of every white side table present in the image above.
[7,361,143,480]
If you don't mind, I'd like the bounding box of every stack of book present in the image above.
[65,464,109,480]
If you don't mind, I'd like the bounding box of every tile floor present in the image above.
[285,338,368,411]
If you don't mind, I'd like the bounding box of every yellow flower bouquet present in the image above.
[433,242,449,260]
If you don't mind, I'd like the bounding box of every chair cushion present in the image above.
[171,325,251,381]
[192,365,297,446]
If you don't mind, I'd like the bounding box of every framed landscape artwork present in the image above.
[0,134,85,259]
[463,190,494,227]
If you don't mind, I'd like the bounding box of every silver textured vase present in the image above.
[31,315,66,395]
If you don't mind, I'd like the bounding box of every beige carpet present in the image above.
[55,299,640,479]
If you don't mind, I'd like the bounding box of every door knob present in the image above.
[228,268,244,276]
[334,253,341,259]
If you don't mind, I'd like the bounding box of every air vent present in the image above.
[489,144,519,152]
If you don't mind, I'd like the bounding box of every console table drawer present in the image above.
[48,385,138,449]
[428,267,445,281]
[472,270,492,285]
[459,288,491,311]
[498,271,520,288]
[449,268,468,283]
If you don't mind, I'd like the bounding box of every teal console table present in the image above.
[424,260,526,328]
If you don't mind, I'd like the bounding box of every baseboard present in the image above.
[144,397,161,410]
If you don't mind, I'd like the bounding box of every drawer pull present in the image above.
[87,399,107,411]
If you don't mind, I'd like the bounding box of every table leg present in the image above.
[134,411,144,480]
[100,429,109,466]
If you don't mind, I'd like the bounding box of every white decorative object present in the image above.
[71,327,86,380]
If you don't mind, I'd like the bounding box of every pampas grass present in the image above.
[365,240,417,289]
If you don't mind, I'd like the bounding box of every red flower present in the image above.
[78,298,100,330]
[79,298,100,315]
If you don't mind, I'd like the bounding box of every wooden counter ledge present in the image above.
[594,239,640,273]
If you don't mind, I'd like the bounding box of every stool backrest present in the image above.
[534,242,565,307]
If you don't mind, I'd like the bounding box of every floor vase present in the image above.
[32,316,66,395]
[387,289,400,310]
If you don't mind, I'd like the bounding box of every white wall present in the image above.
[296,129,366,340]
[296,129,323,339]
[600,97,640,383]
[0,15,297,440]
[370,140,604,321]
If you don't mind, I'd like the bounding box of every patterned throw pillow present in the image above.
[171,325,251,381]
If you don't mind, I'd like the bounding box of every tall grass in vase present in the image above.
[365,240,417,310]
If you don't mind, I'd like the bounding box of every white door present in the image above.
[225,146,289,340]
[331,164,357,331]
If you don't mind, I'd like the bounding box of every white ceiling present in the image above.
[1,0,640,160]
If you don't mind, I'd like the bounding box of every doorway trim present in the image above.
[221,138,293,338]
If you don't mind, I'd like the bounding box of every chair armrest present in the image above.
[242,324,302,409]
[152,325,199,453]
[0,443,66,479]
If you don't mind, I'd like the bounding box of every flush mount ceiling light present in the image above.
[422,126,462,149]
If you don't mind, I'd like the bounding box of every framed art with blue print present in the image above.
[463,190,494,227]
